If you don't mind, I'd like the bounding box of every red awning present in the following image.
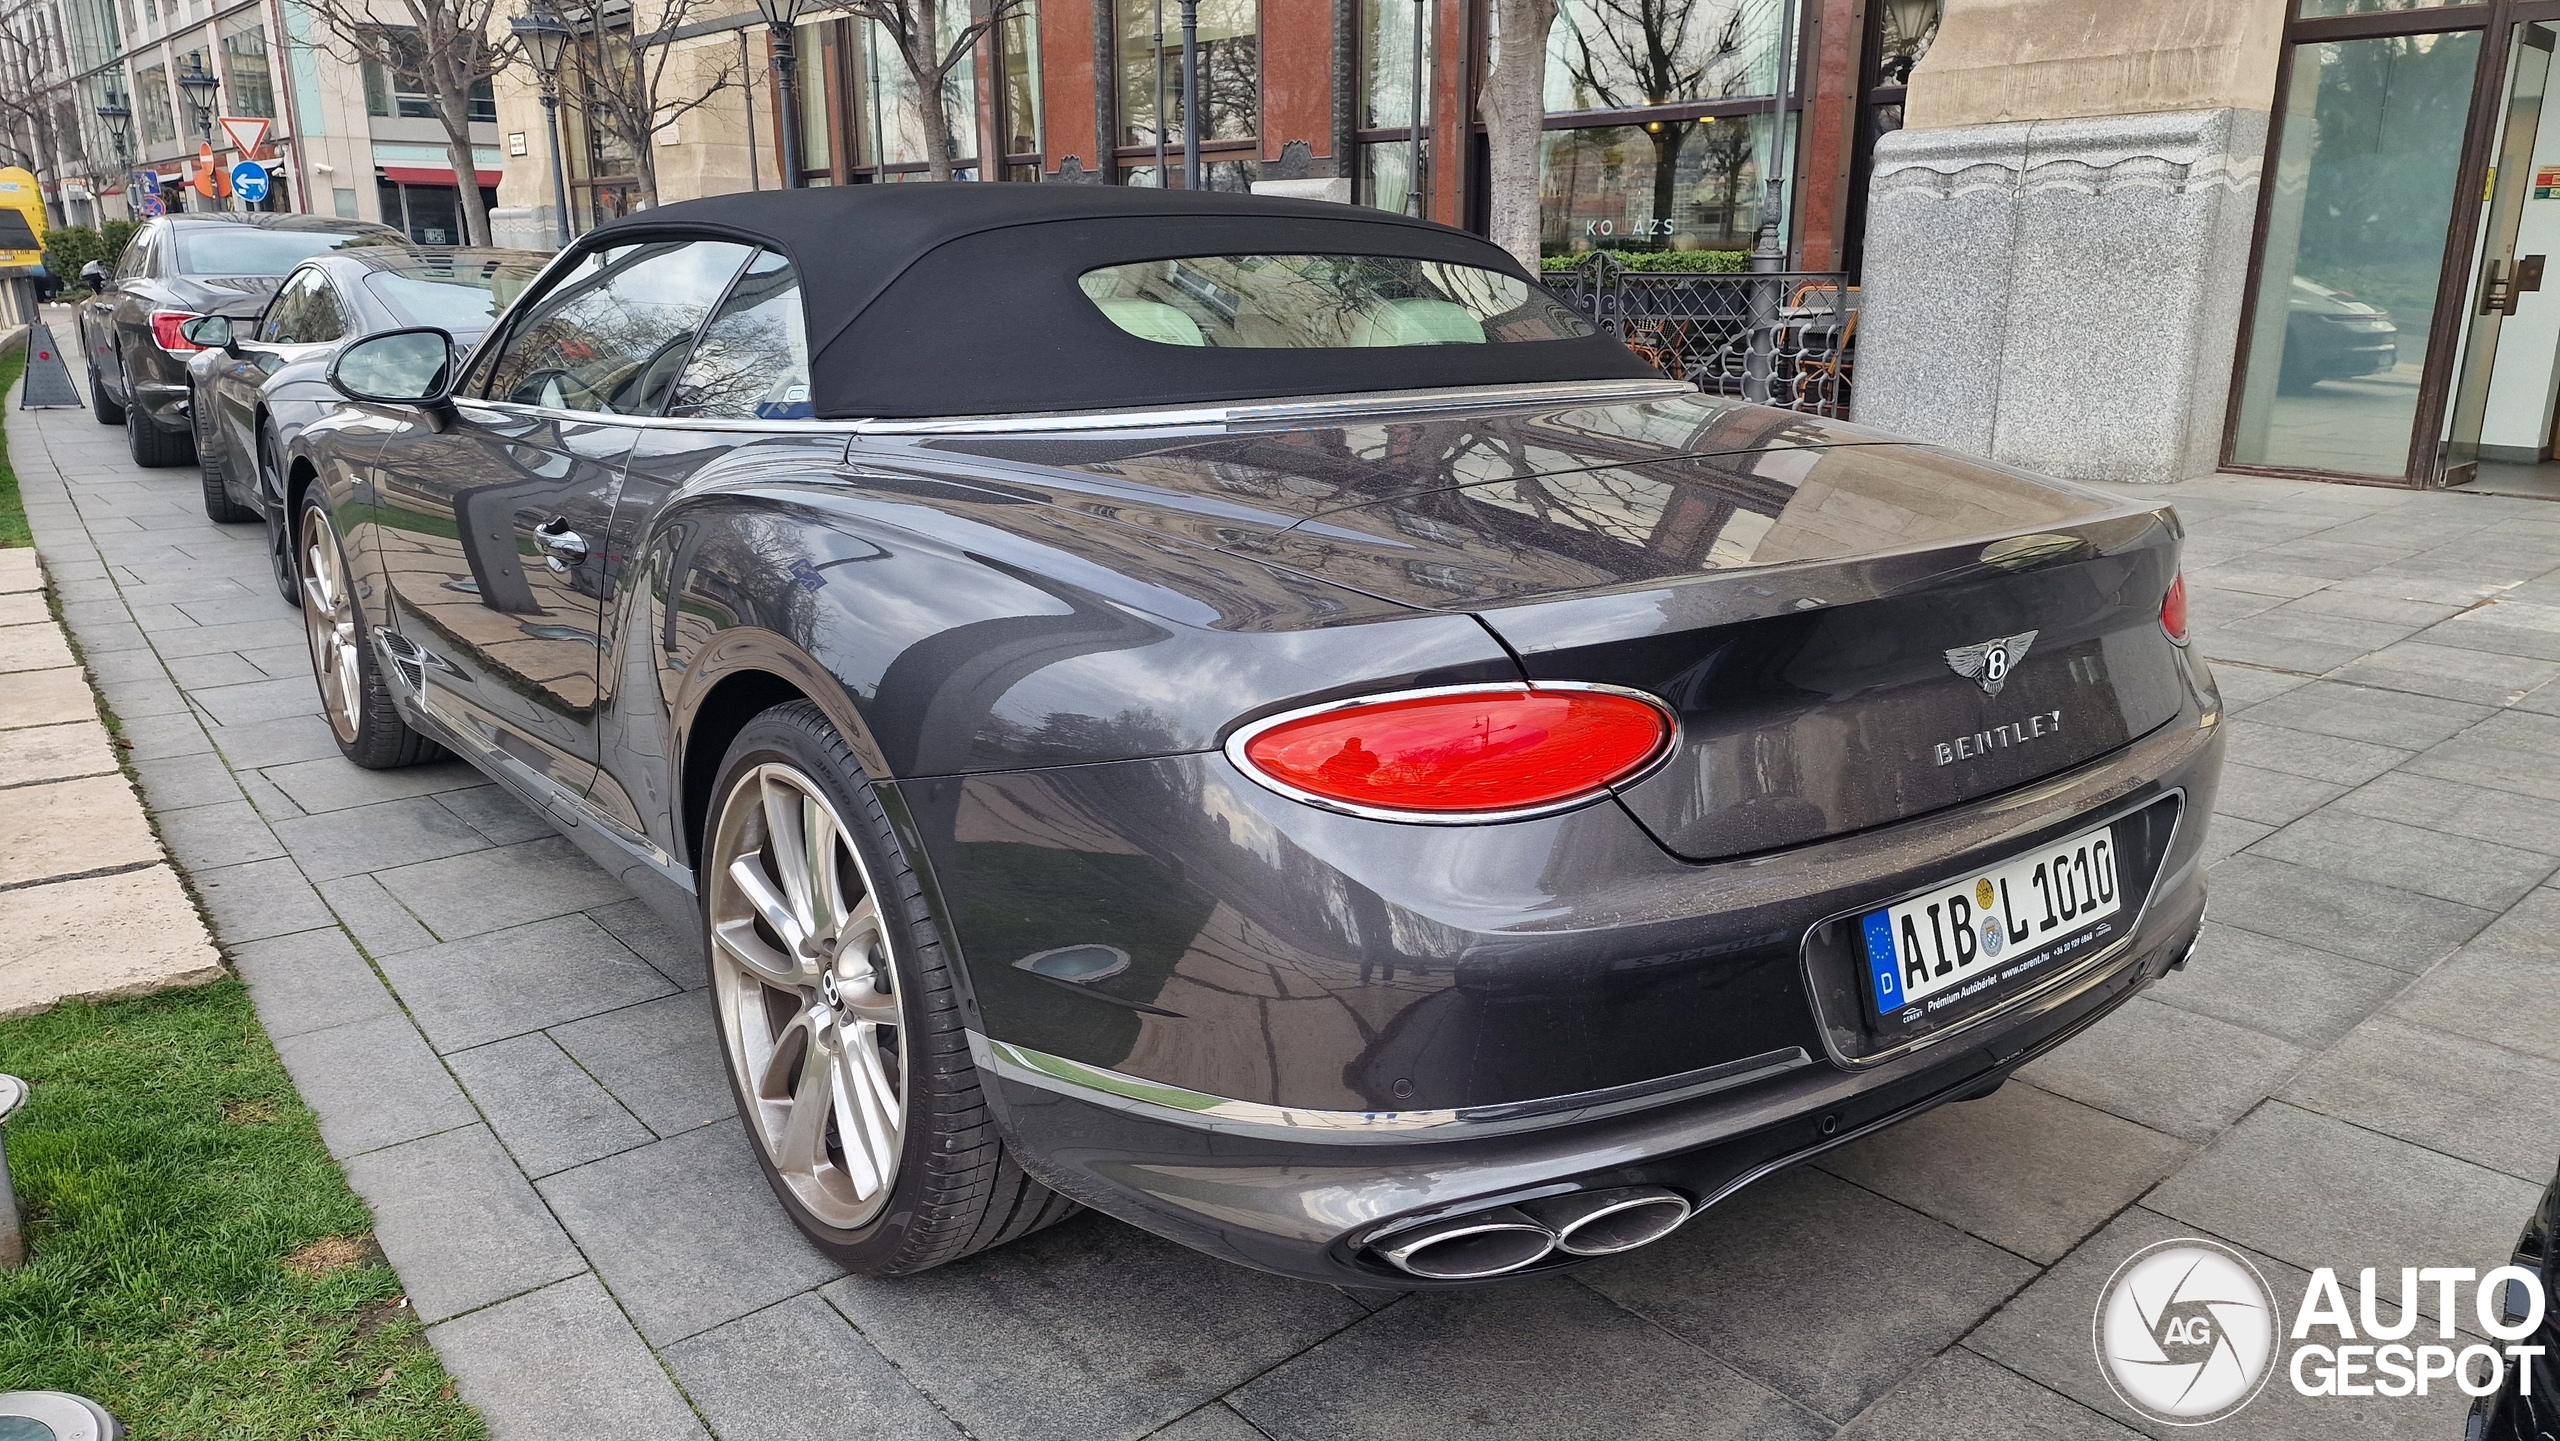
[380,165,504,188]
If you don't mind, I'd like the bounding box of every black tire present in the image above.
[705,701,1077,1275]
[296,498,444,769]
[126,392,197,468]
[87,361,124,425]
[197,389,254,522]
[261,430,300,607]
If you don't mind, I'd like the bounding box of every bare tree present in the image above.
[301,0,516,244]
[553,0,740,205]
[1480,0,1558,268]
[831,0,1027,181]
[0,8,69,186]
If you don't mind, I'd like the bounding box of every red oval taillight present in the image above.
[2161,573,2190,646]
[1231,686,1674,820]
[150,310,207,354]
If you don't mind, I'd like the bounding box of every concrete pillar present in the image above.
[1852,0,2289,484]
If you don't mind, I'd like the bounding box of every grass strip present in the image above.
[0,984,485,1439]
[0,343,30,547]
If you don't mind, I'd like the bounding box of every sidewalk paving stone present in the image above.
[428,1276,711,1441]
[445,1032,658,1180]
[664,1294,964,1441]
[0,865,224,1017]
[344,1124,591,1323]
[0,771,161,884]
[0,719,118,789]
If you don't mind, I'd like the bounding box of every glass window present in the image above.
[2297,0,2460,15]
[1875,0,1938,86]
[135,64,175,144]
[669,252,812,419]
[1360,0,1431,131]
[365,261,546,333]
[999,2,1042,159]
[258,267,321,343]
[2230,32,2480,478]
[366,30,495,121]
[1360,141,1424,215]
[798,19,833,174]
[1541,114,1768,257]
[1545,0,1777,114]
[482,240,754,414]
[1115,0,1256,149]
[859,19,973,168]
[1077,255,1598,348]
[114,225,153,282]
[220,19,274,118]
[175,226,392,276]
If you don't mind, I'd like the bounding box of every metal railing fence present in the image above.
[1553,252,1857,417]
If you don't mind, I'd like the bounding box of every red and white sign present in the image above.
[218,116,269,157]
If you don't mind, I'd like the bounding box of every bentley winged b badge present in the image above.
[1944,630,2038,697]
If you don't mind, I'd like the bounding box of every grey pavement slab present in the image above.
[343,1124,589,1323]
[2332,639,2560,706]
[2236,680,2492,749]
[2143,923,2411,1051]
[373,834,635,940]
[548,991,732,1138]
[270,794,494,881]
[1816,1082,2192,1264]
[428,1276,711,1441]
[271,1012,477,1160]
[229,925,402,1040]
[2280,1015,2560,1183]
[189,855,336,945]
[2387,942,2560,1066]
[539,1122,844,1346]
[1967,1206,2471,1440]
[435,783,559,846]
[663,1294,963,1441]
[2208,761,2348,828]
[312,871,442,957]
[1833,1350,2140,1441]
[2333,770,2560,856]
[375,913,675,1053]
[1578,1165,2039,1422]
[828,1211,1368,1441]
[1229,1278,1825,1441]
[2201,854,2493,972]
[2247,808,2557,912]
[2015,997,2307,1142]
[2144,1101,2543,1304]
[446,1032,658,1179]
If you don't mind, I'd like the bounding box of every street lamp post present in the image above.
[1178,0,1199,190]
[94,95,130,170]
[752,0,808,188]
[176,57,221,210]
[511,4,574,245]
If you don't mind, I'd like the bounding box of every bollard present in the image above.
[0,1391,126,1440]
[0,1075,23,1270]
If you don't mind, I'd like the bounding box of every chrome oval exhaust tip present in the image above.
[1373,1206,1557,1280]
[1520,1186,1692,1257]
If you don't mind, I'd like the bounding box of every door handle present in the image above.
[534,518,588,571]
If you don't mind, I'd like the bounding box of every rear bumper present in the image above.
[978,880,2203,1285]
[931,698,2224,1284]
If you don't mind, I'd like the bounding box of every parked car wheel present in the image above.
[196,388,254,523]
[125,393,196,469]
[86,361,123,426]
[297,500,443,769]
[704,701,1077,1275]
[260,431,299,608]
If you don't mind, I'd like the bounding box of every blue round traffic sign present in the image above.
[229,160,269,204]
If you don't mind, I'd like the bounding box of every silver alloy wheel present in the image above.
[298,507,362,744]
[708,762,906,1230]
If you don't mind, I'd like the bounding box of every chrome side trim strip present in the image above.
[852,379,1696,436]
[968,1035,1812,1144]
[452,379,1694,437]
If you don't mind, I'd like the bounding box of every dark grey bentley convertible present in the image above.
[287,185,2222,1285]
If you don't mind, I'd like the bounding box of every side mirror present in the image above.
[178,314,232,352]
[79,260,107,287]
[328,327,457,408]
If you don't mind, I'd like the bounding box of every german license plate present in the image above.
[1861,819,2124,1026]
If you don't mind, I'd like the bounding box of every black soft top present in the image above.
[595,184,1653,419]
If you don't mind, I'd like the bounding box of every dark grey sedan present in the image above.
[182,246,548,602]
[279,185,2223,1287]
[75,212,402,469]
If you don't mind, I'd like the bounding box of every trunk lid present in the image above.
[1229,439,2188,861]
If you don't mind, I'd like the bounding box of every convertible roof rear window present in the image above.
[1077,255,1598,349]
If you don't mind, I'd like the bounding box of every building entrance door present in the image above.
[2445,21,2560,494]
